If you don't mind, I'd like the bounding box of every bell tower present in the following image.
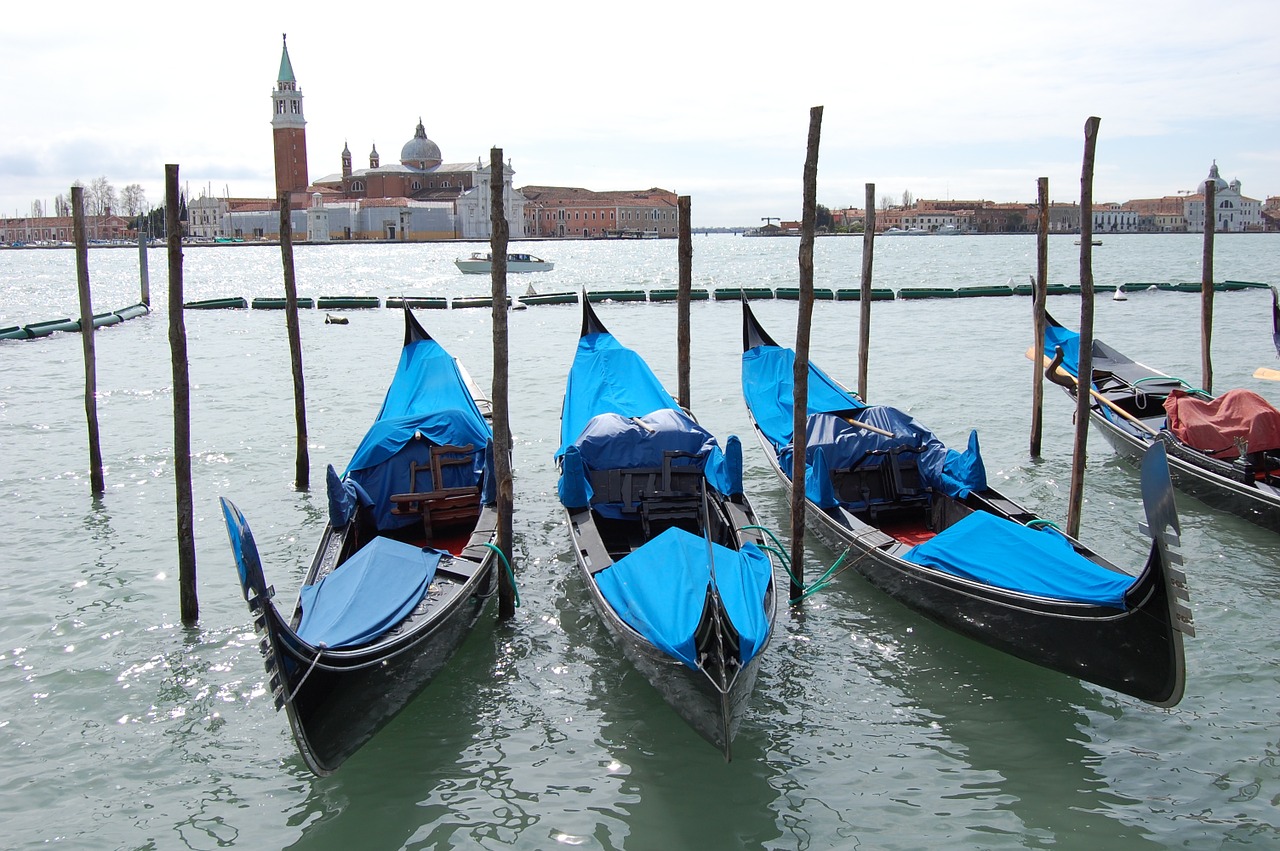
[271,34,309,199]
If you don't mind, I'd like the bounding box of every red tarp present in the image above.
[1163,388,1280,459]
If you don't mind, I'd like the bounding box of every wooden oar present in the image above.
[1024,346,1160,436]
[1254,366,1280,381]
[842,416,895,438]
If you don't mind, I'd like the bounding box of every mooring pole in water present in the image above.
[1030,177,1050,458]
[278,191,309,491]
[857,182,875,402]
[71,186,105,496]
[1067,117,1101,539]
[490,148,516,620]
[789,105,822,601]
[677,195,692,410]
[166,165,198,623]
[137,212,151,307]
[1201,179,1216,394]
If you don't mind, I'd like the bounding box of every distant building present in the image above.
[1,214,129,244]
[1184,162,1262,232]
[1093,203,1140,233]
[520,187,679,238]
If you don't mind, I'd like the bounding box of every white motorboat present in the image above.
[455,251,555,274]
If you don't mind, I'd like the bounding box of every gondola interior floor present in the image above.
[877,518,936,546]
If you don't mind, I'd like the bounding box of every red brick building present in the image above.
[521,187,680,238]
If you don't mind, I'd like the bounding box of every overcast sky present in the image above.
[3,0,1277,226]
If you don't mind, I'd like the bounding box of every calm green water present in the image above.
[2,235,1279,850]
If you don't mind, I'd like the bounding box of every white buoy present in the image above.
[1113,287,1128,302]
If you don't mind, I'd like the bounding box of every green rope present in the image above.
[1025,518,1063,534]
[481,542,520,608]
[742,524,847,604]
[1134,375,1205,395]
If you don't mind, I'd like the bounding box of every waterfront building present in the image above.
[520,187,679,238]
[1125,196,1187,232]
[1,214,128,244]
[1093,203,1140,233]
[1184,162,1263,232]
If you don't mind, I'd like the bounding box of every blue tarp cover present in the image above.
[741,343,864,451]
[343,336,492,530]
[594,527,773,669]
[558,332,734,503]
[297,537,441,648]
[742,341,986,501]
[794,409,987,500]
[902,511,1135,607]
[1044,323,1082,378]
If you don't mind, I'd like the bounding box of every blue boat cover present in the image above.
[557,331,734,503]
[344,336,492,530]
[743,342,986,500]
[594,526,773,669]
[1044,323,1082,378]
[297,536,441,648]
[741,343,864,451]
[902,511,1135,608]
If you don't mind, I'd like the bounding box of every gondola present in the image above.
[1043,312,1280,533]
[556,298,777,758]
[741,301,1192,706]
[220,308,500,775]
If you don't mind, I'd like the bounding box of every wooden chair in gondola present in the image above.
[389,443,481,540]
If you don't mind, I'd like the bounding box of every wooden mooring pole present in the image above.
[278,191,309,491]
[490,148,516,619]
[71,186,105,497]
[166,165,198,623]
[1067,118,1100,539]
[1201,179,1216,394]
[677,195,692,410]
[789,105,822,601]
[1030,176,1049,458]
[857,182,875,401]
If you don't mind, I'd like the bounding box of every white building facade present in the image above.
[1184,162,1263,232]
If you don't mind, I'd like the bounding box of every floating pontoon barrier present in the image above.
[586,290,647,303]
[713,287,774,300]
[0,302,150,340]
[776,287,834,300]
[899,287,957,299]
[184,297,248,310]
[647,288,708,302]
[252,297,314,309]
[317,296,381,309]
[517,291,579,305]
[451,295,513,309]
[957,285,1014,297]
[385,296,448,309]
[835,288,895,301]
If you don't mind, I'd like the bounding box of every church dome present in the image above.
[400,119,442,168]
[1204,161,1228,192]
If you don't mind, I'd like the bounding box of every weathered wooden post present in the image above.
[1201,180,1216,394]
[1067,118,1100,539]
[278,190,309,490]
[677,195,692,410]
[857,182,875,401]
[166,165,198,623]
[1030,177,1050,457]
[71,186,105,496]
[490,148,516,619]
[137,212,151,307]
[789,105,822,601]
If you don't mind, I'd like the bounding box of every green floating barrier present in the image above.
[835,288,894,301]
[452,296,513,309]
[1224,280,1270,289]
[385,297,448,309]
[898,288,957,299]
[586,290,646,303]
[252,297,314,309]
[956,286,1014,298]
[647,289,708,302]
[713,287,774,300]
[185,297,248,310]
[776,287,834,300]
[517,291,579,305]
[1122,282,1161,292]
[317,296,381,309]
[0,326,31,340]
[24,318,78,337]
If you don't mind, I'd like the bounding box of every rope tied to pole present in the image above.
[482,542,520,608]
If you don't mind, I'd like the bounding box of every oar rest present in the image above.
[389,443,481,539]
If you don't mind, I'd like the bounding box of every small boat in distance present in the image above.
[1075,238,1103,246]
[455,251,554,274]
[882,227,929,236]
